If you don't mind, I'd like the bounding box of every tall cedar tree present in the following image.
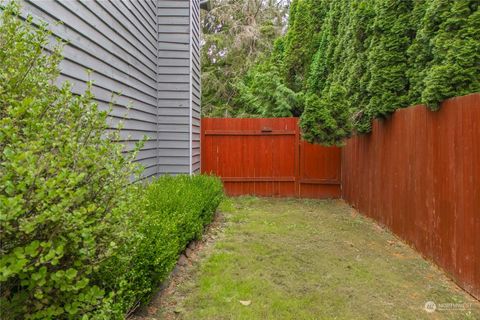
[344,0,376,133]
[365,0,414,120]
[421,0,480,109]
[282,0,328,91]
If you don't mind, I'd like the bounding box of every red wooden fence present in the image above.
[201,118,341,198]
[342,93,480,300]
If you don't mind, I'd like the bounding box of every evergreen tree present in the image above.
[344,0,376,133]
[421,0,480,109]
[365,0,415,120]
[300,86,352,146]
[325,0,352,89]
[306,0,343,94]
[201,0,288,116]
[234,39,303,117]
[301,0,354,143]
[282,0,328,91]
[406,0,431,105]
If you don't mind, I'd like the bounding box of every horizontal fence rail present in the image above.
[342,93,480,300]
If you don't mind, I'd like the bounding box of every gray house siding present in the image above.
[191,0,201,173]
[20,0,202,178]
[157,0,200,174]
[157,0,190,175]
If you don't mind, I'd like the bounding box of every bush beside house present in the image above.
[96,175,224,318]
[0,3,223,319]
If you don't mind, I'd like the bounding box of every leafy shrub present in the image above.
[0,3,225,319]
[97,175,224,317]
[0,2,142,319]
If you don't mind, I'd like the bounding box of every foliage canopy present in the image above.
[202,0,480,145]
[201,0,289,117]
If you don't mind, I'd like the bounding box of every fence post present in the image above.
[294,118,300,197]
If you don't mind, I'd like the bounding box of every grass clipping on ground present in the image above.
[156,198,480,320]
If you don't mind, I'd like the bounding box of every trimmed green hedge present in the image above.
[98,175,224,317]
[0,3,224,318]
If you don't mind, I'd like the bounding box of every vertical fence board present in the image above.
[342,93,480,300]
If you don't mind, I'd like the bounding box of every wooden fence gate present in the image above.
[201,118,341,198]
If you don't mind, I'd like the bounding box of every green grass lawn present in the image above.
[154,197,480,320]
